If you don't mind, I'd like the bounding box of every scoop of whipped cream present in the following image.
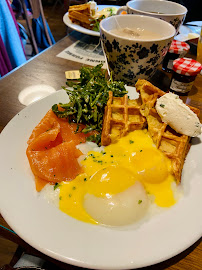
[156,92,201,137]
[89,1,97,16]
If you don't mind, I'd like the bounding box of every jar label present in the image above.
[170,78,194,93]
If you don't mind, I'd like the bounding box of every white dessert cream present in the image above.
[156,92,201,137]
[88,1,97,16]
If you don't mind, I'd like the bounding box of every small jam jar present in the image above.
[170,57,202,94]
[162,40,190,72]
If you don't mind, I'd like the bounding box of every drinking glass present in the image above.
[197,27,202,64]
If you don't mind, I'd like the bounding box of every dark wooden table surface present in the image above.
[0,32,202,270]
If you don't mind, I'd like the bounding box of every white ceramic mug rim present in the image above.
[126,0,187,16]
[100,15,175,42]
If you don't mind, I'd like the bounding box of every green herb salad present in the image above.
[52,64,127,144]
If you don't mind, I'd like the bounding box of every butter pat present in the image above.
[65,70,80,80]
[156,92,201,137]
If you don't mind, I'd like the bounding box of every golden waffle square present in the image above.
[68,3,91,13]
[68,3,96,30]
[101,91,146,146]
[135,79,200,184]
[135,79,166,117]
[69,11,92,26]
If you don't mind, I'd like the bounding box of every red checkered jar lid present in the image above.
[169,40,190,54]
[173,57,202,76]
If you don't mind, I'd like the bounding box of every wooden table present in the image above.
[0,32,202,270]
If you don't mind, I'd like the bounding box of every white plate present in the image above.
[0,89,202,269]
[176,21,202,41]
[63,5,120,37]
[184,21,202,34]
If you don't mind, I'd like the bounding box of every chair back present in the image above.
[30,0,40,19]
[19,0,54,55]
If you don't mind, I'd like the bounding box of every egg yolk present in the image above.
[130,148,171,184]
[59,130,178,226]
[87,166,136,197]
[59,174,98,225]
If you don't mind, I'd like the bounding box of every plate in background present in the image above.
[177,21,201,42]
[63,5,120,37]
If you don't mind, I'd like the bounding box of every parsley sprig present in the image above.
[52,64,127,144]
[91,15,105,32]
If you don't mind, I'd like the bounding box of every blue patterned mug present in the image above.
[100,15,175,85]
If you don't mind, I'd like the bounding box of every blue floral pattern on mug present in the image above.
[101,33,172,85]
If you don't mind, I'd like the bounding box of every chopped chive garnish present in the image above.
[54,183,60,190]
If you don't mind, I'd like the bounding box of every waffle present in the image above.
[69,3,91,12]
[135,79,200,184]
[134,79,166,117]
[68,3,94,30]
[101,91,146,146]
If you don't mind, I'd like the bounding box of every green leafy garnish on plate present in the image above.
[52,64,127,144]
[91,15,105,32]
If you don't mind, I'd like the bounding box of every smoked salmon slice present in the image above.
[27,140,82,183]
[34,176,50,192]
[27,109,91,191]
[28,109,89,146]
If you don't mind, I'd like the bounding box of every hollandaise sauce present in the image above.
[59,130,177,226]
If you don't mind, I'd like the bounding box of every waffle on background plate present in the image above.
[101,79,200,184]
[68,3,94,30]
